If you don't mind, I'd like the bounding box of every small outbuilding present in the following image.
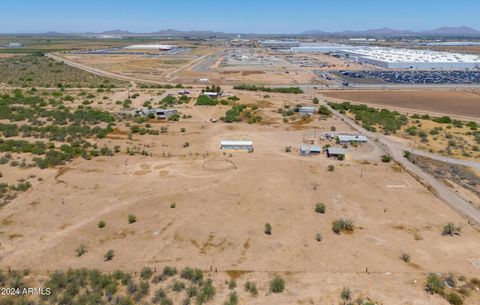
[337,134,368,145]
[220,141,254,152]
[6,42,23,48]
[203,92,223,98]
[326,147,346,158]
[136,108,177,119]
[300,145,322,156]
[298,106,316,115]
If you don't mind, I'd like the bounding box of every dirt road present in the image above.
[324,102,480,224]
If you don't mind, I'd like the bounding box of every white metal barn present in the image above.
[220,141,254,152]
[337,134,368,145]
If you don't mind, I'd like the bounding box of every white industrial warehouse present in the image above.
[343,47,480,69]
[124,44,177,50]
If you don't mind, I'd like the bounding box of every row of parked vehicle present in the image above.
[340,70,480,84]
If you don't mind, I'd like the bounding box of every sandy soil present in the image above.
[1,88,479,304]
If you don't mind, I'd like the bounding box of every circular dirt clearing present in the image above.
[203,158,236,172]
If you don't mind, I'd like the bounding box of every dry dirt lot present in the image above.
[0,88,479,304]
[320,89,480,120]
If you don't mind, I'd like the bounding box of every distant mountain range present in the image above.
[301,26,480,37]
[3,26,480,38]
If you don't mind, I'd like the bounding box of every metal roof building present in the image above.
[344,47,480,70]
[299,106,316,115]
[327,147,346,157]
[220,141,254,152]
[124,44,176,50]
[337,134,368,144]
[300,145,321,156]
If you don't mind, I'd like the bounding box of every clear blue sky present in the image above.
[1,0,479,34]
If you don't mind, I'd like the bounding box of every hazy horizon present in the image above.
[1,0,480,34]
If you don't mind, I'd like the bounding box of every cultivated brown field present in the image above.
[320,89,480,120]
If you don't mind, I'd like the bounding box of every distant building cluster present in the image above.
[344,47,480,69]
[124,44,177,51]
[2,42,23,48]
[260,40,300,49]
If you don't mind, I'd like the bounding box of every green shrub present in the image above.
[233,84,303,94]
[244,281,258,296]
[162,266,177,277]
[400,252,411,263]
[381,154,392,163]
[318,106,331,116]
[172,281,185,292]
[224,291,238,305]
[196,279,215,304]
[128,214,137,224]
[180,267,203,284]
[196,95,218,106]
[97,220,106,229]
[227,279,236,290]
[442,223,461,236]
[332,219,354,234]
[75,245,87,257]
[445,292,463,305]
[341,287,351,302]
[269,276,285,293]
[140,267,153,280]
[264,223,272,235]
[425,273,444,295]
[104,250,114,261]
[315,203,326,214]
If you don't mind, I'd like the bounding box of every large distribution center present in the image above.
[343,47,480,70]
[260,40,300,49]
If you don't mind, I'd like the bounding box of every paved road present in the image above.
[324,102,480,223]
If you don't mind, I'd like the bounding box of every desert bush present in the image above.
[425,273,444,295]
[315,203,326,214]
[181,267,203,284]
[97,220,106,229]
[381,154,392,162]
[328,165,335,172]
[264,223,272,235]
[224,291,238,305]
[341,287,351,302]
[196,279,215,304]
[233,84,303,94]
[140,267,153,280]
[445,292,463,305]
[442,223,461,236]
[75,245,87,257]
[152,288,167,303]
[315,233,322,242]
[400,252,411,263]
[244,281,258,296]
[269,276,285,293]
[128,214,137,224]
[162,266,177,277]
[104,250,114,261]
[172,280,186,292]
[332,219,354,234]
